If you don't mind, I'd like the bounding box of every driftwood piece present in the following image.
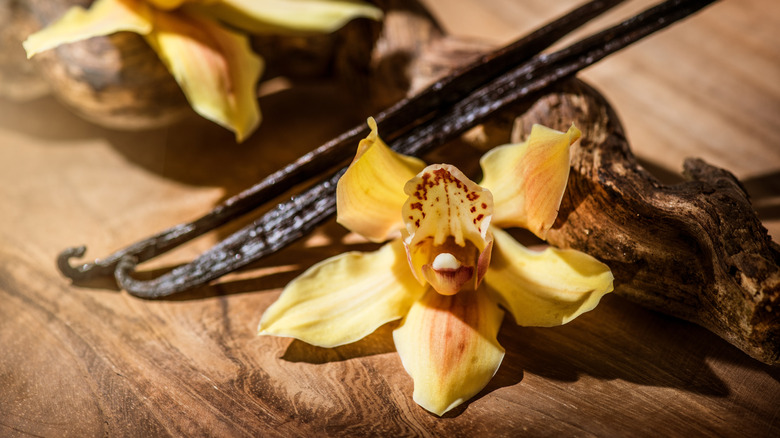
[367,0,780,365]
[487,79,780,365]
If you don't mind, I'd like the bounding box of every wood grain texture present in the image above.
[1,0,779,436]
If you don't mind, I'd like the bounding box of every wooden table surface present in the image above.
[1,0,779,436]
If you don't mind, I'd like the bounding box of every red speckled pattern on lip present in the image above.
[401,164,494,291]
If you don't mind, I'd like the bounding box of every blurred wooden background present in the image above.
[1,0,778,436]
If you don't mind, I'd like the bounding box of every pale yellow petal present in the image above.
[147,0,189,10]
[144,9,263,142]
[479,124,581,239]
[23,0,153,58]
[393,288,505,416]
[258,239,426,348]
[197,0,383,34]
[402,164,492,288]
[337,117,426,242]
[484,227,613,327]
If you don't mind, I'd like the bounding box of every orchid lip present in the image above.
[423,262,475,296]
[417,238,487,296]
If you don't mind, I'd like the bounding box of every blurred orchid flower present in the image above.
[258,117,613,415]
[23,0,382,142]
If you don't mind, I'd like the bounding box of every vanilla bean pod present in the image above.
[56,0,627,283]
[114,0,718,298]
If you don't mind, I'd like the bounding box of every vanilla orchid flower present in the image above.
[258,117,614,416]
[23,0,382,142]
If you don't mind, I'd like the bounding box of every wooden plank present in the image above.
[1,0,778,436]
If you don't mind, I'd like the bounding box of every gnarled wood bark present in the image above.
[494,80,780,365]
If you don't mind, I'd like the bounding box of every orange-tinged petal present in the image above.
[337,117,426,242]
[485,227,613,327]
[143,9,262,142]
[258,239,426,348]
[393,288,505,416]
[479,124,581,239]
[402,164,493,288]
[196,0,383,34]
[23,0,153,58]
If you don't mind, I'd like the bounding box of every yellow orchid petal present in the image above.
[147,0,189,10]
[393,288,505,416]
[144,9,263,142]
[258,239,426,348]
[23,0,153,58]
[337,117,426,242]
[484,227,613,327]
[479,124,581,239]
[198,0,383,35]
[402,164,493,292]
